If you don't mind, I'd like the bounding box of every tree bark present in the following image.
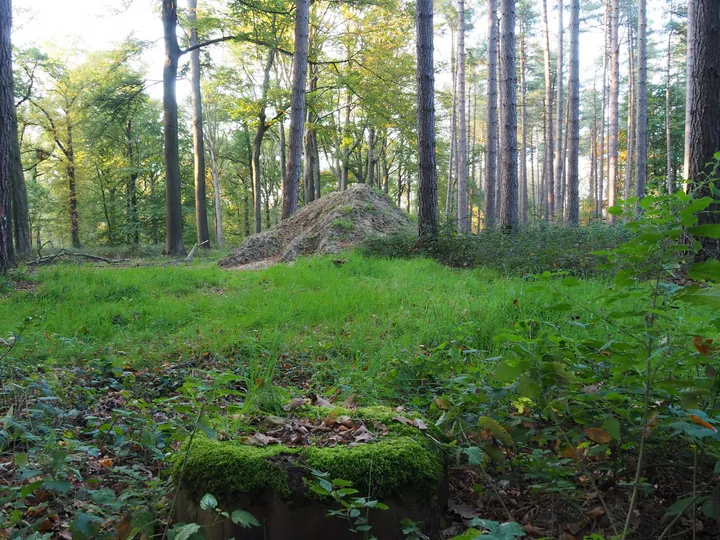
[253,44,276,233]
[519,30,528,224]
[683,0,696,183]
[499,0,517,228]
[607,0,620,223]
[554,0,564,219]
[665,25,674,194]
[541,0,555,220]
[687,0,720,256]
[456,0,468,233]
[126,120,139,245]
[624,18,634,200]
[208,140,223,246]
[10,98,29,257]
[598,0,609,216]
[65,121,81,248]
[162,0,186,256]
[187,0,210,248]
[446,27,456,219]
[485,0,499,227]
[367,126,375,188]
[282,0,310,219]
[0,0,15,271]
[634,0,648,199]
[566,0,580,224]
[415,0,438,238]
[340,91,351,191]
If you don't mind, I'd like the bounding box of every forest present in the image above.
[1,0,720,538]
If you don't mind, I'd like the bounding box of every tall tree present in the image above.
[499,0,517,228]
[519,20,528,223]
[541,0,554,219]
[282,0,310,219]
[607,0,619,223]
[682,0,695,182]
[598,0,609,216]
[566,0,580,223]
[634,0,648,199]
[485,0,499,226]
[187,0,210,247]
[162,0,186,255]
[415,0,438,238]
[554,0,564,218]
[687,0,720,256]
[624,18,634,200]
[0,0,15,271]
[253,44,277,232]
[665,16,675,194]
[456,0,468,233]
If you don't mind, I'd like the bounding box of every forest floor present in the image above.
[0,253,713,538]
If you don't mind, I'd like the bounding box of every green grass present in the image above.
[2,253,608,402]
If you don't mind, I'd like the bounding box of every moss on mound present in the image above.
[176,406,445,503]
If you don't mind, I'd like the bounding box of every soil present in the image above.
[219,184,413,269]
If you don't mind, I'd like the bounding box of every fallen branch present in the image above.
[185,240,210,262]
[30,249,130,266]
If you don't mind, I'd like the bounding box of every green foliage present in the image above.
[362,223,632,276]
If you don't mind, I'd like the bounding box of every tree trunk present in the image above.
[66,122,81,248]
[282,0,310,219]
[187,0,210,248]
[456,0,468,233]
[634,0,648,199]
[687,0,720,256]
[10,112,29,256]
[498,0,517,228]
[485,0,499,227]
[566,0,580,224]
[624,18,634,200]
[598,0,608,216]
[367,126,375,188]
[415,0,438,238]
[666,26,674,194]
[519,30,528,224]
[208,142,223,246]
[554,0,564,219]
[607,0,620,224]
[0,0,16,271]
[126,120,139,245]
[162,0,186,256]
[683,0,696,183]
[541,0,555,219]
[253,44,276,233]
[446,28,456,219]
[341,92,351,191]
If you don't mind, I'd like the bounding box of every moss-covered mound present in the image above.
[175,406,446,503]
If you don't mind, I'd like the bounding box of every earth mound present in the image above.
[219,184,413,268]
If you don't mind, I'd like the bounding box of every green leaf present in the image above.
[680,287,720,308]
[130,508,155,538]
[607,205,623,215]
[43,479,73,493]
[71,512,104,539]
[601,417,621,441]
[560,276,581,287]
[464,446,484,466]
[689,259,720,282]
[688,224,720,239]
[199,493,218,510]
[14,453,28,468]
[231,509,260,528]
[170,523,203,540]
[493,361,523,382]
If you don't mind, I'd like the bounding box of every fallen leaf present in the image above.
[584,427,612,443]
[433,396,450,410]
[689,414,717,432]
[283,398,306,412]
[352,425,374,443]
[393,415,412,426]
[694,336,716,357]
[413,418,428,430]
[311,395,334,408]
[241,433,280,447]
[585,506,605,519]
[522,523,544,537]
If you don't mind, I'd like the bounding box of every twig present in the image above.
[185,241,210,262]
[161,404,206,540]
[656,478,714,540]
[30,249,129,266]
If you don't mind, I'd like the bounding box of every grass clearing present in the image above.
[1,254,607,402]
